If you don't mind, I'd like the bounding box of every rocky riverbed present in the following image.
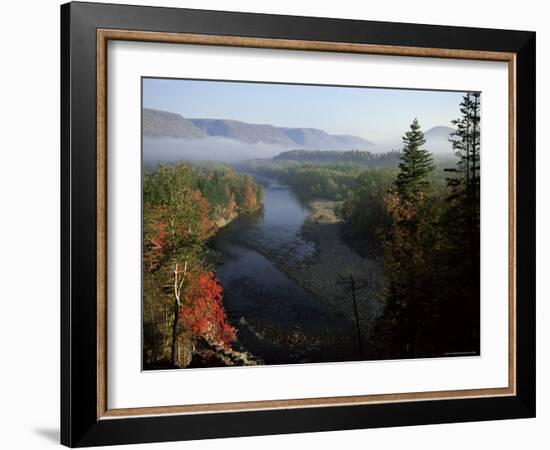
[276,200,386,347]
[211,176,386,364]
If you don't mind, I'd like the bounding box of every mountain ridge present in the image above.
[143,108,375,150]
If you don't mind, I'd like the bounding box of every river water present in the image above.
[211,175,359,365]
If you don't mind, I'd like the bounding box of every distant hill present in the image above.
[425,125,455,140]
[273,149,401,168]
[278,127,374,150]
[190,118,295,146]
[142,108,206,139]
[143,108,374,150]
[424,125,456,154]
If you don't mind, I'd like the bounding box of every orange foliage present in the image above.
[189,190,215,240]
[383,187,431,288]
[243,180,257,211]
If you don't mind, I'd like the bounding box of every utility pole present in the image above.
[350,275,364,360]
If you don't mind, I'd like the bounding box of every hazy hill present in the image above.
[142,108,206,138]
[425,125,455,140]
[373,126,456,154]
[143,108,374,150]
[279,127,374,150]
[190,118,295,146]
[424,125,456,154]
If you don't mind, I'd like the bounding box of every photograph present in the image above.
[56,2,536,446]
[141,78,481,370]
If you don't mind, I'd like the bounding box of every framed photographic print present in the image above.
[61,1,536,447]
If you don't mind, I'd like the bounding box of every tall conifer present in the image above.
[396,118,435,197]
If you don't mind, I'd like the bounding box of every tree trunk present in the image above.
[171,302,180,367]
[170,260,187,367]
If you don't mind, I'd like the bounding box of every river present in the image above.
[211,175,360,365]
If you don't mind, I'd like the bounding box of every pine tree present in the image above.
[447,92,481,228]
[373,120,439,359]
[444,91,481,265]
[396,118,435,198]
[450,93,480,175]
[437,92,481,354]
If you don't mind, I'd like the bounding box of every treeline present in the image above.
[274,149,402,167]
[246,145,454,202]
[142,164,263,368]
[246,160,448,204]
[248,160,367,201]
[250,149,401,202]
[343,93,481,358]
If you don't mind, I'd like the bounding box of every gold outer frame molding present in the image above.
[96,29,517,420]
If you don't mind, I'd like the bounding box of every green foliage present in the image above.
[247,159,366,201]
[371,119,441,356]
[449,92,481,184]
[339,168,396,243]
[436,92,481,351]
[395,118,435,197]
[143,164,206,252]
[363,112,479,359]
[274,149,402,167]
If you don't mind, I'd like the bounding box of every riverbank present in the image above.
[211,179,366,364]
[210,176,385,364]
[278,199,386,346]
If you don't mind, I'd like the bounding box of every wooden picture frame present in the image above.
[61,1,535,446]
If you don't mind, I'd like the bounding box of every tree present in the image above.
[436,92,481,353]
[142,163,262,368]
[395,118,435,198]
[180,270,236,350]
[374,186,440,357]
[449,92,481,184]
[242,177,258,212]
[373,120,439,358]
[143,165,205,366]
[339,168,394,247]
[446,92,481,246]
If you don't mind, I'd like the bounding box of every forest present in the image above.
[273,149,402,166]
[142,165,263,368]
[142,91,481,367]
[343,93,481,358]
[245,152,449,203]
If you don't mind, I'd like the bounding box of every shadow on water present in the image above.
[212,176,361,365]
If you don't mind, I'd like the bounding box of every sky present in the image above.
[143,78,467,145]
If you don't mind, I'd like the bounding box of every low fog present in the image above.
[370,137,454,155]
[143,133,455,167]
[143,136,293,165]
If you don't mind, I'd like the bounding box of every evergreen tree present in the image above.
[446,92,481,231]
[437,91,481,354]
[373,120,439,358]
[396,118,435,197]
[443,91,481,273]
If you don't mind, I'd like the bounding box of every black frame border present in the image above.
[61,2,536,447]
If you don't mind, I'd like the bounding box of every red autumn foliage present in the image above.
[180,270,236,350]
